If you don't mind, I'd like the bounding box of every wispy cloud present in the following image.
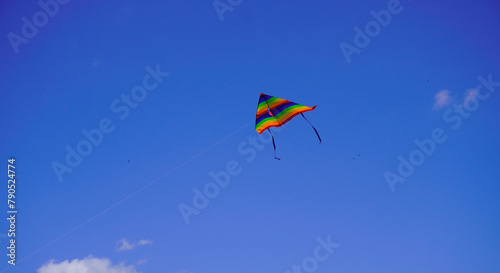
[137,239,153,246]
[136,259,148,266]
[117,238,135,252]
[433,89,452,110]
[117,238,154,252]
[464,88,478,104]
[37,256,140,273]
[91,58,102,67]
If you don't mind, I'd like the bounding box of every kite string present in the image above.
[5,120,255,272]
[301,113,322,144]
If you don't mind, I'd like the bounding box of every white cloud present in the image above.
[433,89,452,110]
[117,238,154,252]
[37,256,140,273]
[136,259,148,266]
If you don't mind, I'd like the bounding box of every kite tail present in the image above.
[301,113,322,144]
[268,129,280,160]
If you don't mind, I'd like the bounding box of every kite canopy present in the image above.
[255,93,316,134]
[255,93,321,160]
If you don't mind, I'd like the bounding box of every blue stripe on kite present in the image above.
[271,102,299,114]
[255,112,273,124]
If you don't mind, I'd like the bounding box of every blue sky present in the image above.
[1,0,499,272]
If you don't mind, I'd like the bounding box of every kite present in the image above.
[255,93,321,160]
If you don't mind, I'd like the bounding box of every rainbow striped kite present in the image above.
[255,93,321,159]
